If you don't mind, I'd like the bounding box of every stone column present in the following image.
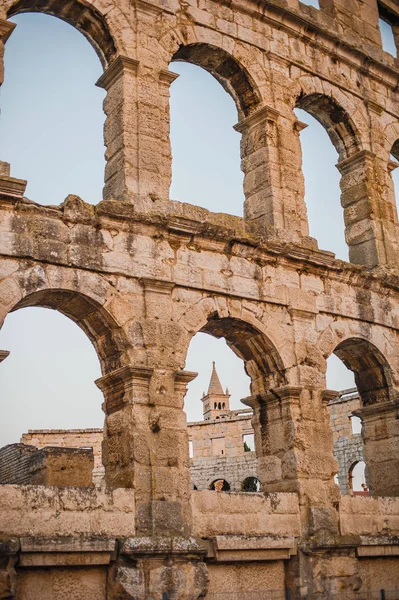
[235,107,309,240]
[97,57,178,203]
[355,400,399,496]
[96,365,153,491]
[337,149,399,267]
[243,386,339,531]
[96,56,140,202]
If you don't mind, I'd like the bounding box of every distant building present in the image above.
[8,364,366,496]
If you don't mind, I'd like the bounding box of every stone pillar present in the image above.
[96,57,140,202]
[243,386,339,530]
[109,538,208,600]
[235,107,309,240]
[0,19,15,86]
[356,400,399,496]
[96,365,153,491]
[337,150,399,267]
[97,57,178,203]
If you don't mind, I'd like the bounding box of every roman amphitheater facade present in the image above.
[1,0,399,597]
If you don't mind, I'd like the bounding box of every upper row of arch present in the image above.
[2,0,399,160]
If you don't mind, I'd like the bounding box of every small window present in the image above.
[350,416,362,435]
[349,461,368,494]
[210,479,230,492]
[242,476,261,492]
[243,433,255,452]
[379,17,397,57]
[188,440,194,458]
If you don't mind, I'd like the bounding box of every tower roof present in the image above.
[207,362,225,395]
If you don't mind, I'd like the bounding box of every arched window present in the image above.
[241,477,261,493]
[349,461,367,495]
[209,479,230,492]
[183,313,286,496]
[327,338,395,496]
[0,13,105,206]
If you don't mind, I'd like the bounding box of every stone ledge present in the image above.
[205,534,297,562]
[120,536,206,557]
[18,536,116,567]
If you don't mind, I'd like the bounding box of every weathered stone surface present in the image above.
[2,0,399,595]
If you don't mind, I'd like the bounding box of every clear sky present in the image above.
[0,11,395,465]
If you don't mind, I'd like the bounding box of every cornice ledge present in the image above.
[159,69,180,85]
[0,350,10,364]
[175,370,198,391]
[95,365,153,392]
[0,174,27,202]
[96,56,140,90]
[234,105,280,133]
[133,0,174,17]
[0,19,15,43]
[140,278,175,294]
[336,150,376,174]
[241,386,303,408]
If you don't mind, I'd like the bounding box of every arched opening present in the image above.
[6,0,116,66]
[183,314,286,494]
[241,476,261,493]
[349,461,368,495]
[294,107,346,260]
[333,338,393,407]
[0,306,105,486]
[170,44,261,216]
[209,479,230,492]
[295,93,360,260]
[0,289,129,488]
[0,12,106,205]
[172,44,260,118]
[0,307,103,446]
[10,289,127,373]
[169,62,244,215]
[327,338,395,496]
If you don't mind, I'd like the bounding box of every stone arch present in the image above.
[171,42,261,118]
[208,477,230,492]
[241,476,261,492]
[2,284,129,375]
[295,92,361,161]
[178,297,288,396]
[348,459,367,494]
[383,121,399,159]
[332,338,394,408]
[4,0,117,67]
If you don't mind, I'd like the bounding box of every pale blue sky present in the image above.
[1,12,396,444]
